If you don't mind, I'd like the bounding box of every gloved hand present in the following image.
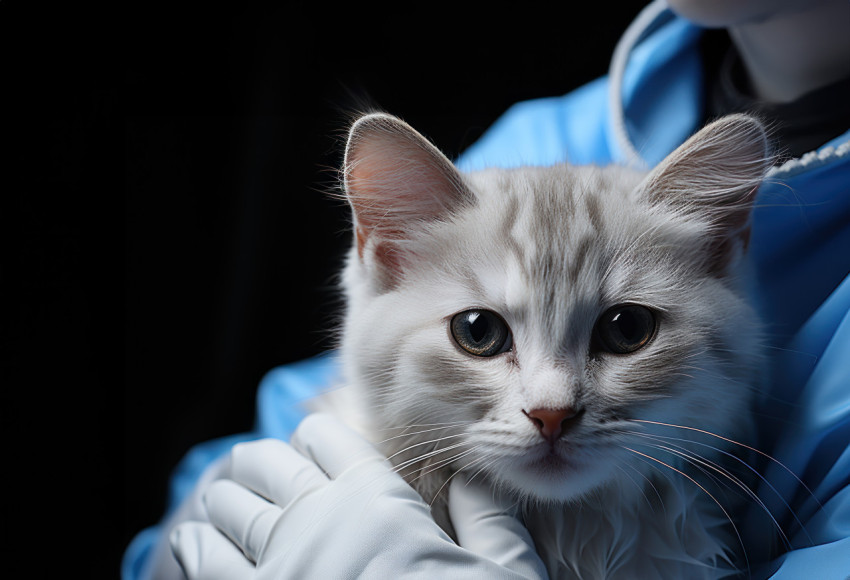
[169,413,549,579]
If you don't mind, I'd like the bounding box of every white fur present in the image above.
[310,113,773,578]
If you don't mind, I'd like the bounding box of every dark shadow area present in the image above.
[2,4,645,577]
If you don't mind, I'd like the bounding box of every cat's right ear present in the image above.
[343,113,473,290]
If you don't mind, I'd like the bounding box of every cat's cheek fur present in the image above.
[341,258,494,417]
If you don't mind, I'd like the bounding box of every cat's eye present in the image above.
[594,304,657,354]
[451,309,512,357]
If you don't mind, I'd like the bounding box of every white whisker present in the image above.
[384,433,467,463]
[626,429,810,547]
[632,419,822,511]
[391,441,468,474]
[614,463,659,513]
[623,446,751,576]
[464,455,502,488]
[631,436,791,551]
[428,455,488,507]
[374,423,467,446]
[408,447,480,483]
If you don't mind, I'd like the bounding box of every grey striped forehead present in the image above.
[454,164,650,352]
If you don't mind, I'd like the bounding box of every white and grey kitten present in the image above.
[320,112,772,578]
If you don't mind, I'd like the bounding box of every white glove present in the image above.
[169,413,548,579]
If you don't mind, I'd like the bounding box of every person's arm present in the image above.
[754,275,850,578]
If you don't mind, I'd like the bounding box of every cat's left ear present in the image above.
[637,114,772,275]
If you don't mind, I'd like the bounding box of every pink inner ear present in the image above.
[344,115,471,266]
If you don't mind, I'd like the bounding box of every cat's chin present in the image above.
[492,446,619,503]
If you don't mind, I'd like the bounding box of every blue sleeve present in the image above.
[121,433,257,580]
[121,353,340,580]
[456,77,615,172]
[753,274,850,578]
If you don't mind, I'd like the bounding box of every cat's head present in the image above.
[338,112,771,503]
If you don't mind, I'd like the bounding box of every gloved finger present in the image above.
[229,438,328,506]
[204,479,282,564]
[290,413,391,479]
[449,475,549,579]
[170,521,255,580]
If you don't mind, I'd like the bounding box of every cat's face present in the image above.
[339,113,769,503]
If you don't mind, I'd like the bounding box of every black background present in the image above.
[3,3,646,577]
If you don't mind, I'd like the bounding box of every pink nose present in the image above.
[524,407,581,442]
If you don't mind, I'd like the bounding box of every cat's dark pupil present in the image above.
[451,309,510,357]
[596,304,656,354]
[612,311,638,341]
[468,312,489,344]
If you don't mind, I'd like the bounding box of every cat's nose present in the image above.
[524,407,581,442]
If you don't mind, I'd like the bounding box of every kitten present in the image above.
[321,112,772,578]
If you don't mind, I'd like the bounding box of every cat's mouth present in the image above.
[492,440,618,502]
[528,448,574,472]
[525,442,578,472]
